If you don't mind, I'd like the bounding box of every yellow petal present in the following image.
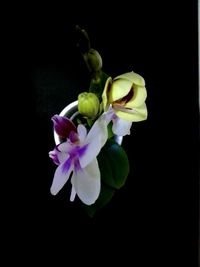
[114,103,147,122]
[114,71,145,86]
[125,85,147,108]
[102,77,112,111]
[109,78,132,102]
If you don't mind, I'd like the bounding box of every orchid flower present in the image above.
[49,115,108,205]
[102,71,148,136]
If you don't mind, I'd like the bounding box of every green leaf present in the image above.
[97,139,129,189]
[83,183,115,217]
[107,122,114,139]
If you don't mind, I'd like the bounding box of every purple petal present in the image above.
[52,115,77,139]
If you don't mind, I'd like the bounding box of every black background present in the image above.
[6,1,198,265]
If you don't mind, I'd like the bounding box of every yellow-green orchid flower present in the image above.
[102,71,147,122]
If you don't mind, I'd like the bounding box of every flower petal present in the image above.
[70,184,76,202]
[102,77,112,110]
[56,142,72,163]
[109,79,132,103]
[49,144,70,165]
[102,106,115,124]
[52,115,77,139]
[72,159,100,205]
[57,152,69,165]
[112,117,132,136]
[79,115,108,168]
[49,149,60,165]
[125,85,147,108]
[92,115,108,147]
[57,141,72,152]
[114,103,148,122]
[50,157,73,195]
[77,124,87,143]
[114,71,145,86]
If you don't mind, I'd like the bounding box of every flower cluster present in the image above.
[49,26,147,214]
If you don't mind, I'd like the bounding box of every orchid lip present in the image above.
[54,101,79,145]
[113,104,137,114]
[52,114,77,142]
[114,88,134,105]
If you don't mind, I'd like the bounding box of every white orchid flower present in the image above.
[49,115,107,205]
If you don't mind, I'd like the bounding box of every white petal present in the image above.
[102,106,114,124]
[79,116,108,168]
[50,159,73,195]
[87,114,108,146]
[57,142,72,152]
[112,117,132,136]
[73,159,100,205]
[79,134,101,168]
[57,151,69,164]
[70,184,76,202]
[77,124,87,143]
[57,141,72,163]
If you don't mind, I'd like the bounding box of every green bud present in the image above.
[85,48,102,72]
[78,92,100,119]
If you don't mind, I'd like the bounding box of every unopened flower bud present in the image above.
[86,48,102,72]
[78,92,100,119]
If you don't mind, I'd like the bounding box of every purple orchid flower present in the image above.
[49,115,108,205]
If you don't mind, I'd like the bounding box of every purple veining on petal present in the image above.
[68,144,88,159]
[78,144,88,157]
[52,115,77,139]
[74,158,82,173]
[49,149,60,165]
[62,157,72,174]
[112,112,117,120]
